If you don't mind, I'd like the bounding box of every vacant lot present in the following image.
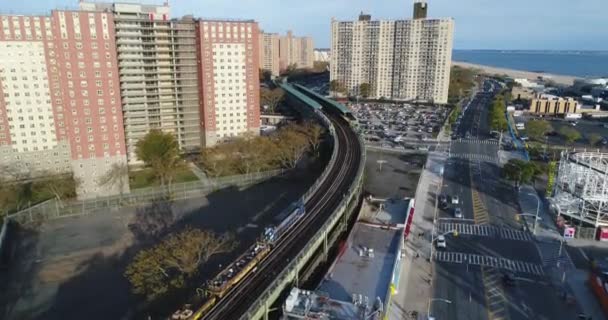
[0,169,319,320]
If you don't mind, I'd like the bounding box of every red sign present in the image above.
[598,227,608,241]
[564,227,575,239]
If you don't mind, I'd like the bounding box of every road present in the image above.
[201,113,362,319]
[430,80,581,320]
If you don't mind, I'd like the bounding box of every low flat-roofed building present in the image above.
[282,199,412,320]
[528,95,579,116]
[282,288,374,320]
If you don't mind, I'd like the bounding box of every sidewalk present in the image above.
[388,150,446,319]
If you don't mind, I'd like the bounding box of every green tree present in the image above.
[502,159,540,186]
[526,120,553,141]
[359,83,371,98]
[135,130,183,187]
[125,227,237,301]
[588,133,603,146]
[546,161,557,195]
[260,87,284,114]
[329,80,345,97]
[489,96,508,132]
[559,126,581,145]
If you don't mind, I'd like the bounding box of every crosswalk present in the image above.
[453,139,499,145]
[434,251,545,276]
[536,240,574,269]
[437,223,533,241]
[452,153,498,162]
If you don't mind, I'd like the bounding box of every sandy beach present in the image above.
[453,61,579,86]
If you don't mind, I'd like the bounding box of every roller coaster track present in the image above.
[200,113,362,319]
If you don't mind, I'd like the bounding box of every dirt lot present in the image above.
[0,170,319,320]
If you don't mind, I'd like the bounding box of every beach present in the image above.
[453,61,579,86]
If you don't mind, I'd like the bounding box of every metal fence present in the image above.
[5,169,285,226]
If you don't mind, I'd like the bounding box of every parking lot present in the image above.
[513,114,608,151]
[351,102,449,150]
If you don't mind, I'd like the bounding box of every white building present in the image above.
[313,49,330,62]
[330,2,454,104]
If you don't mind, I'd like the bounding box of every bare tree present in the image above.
[275,126,309,169]
[125,227,237,300]
[160,227,237,274]
[260,88,284,114]
[301,122,325,157]
[98,163,130,197]
[42,173,79,204]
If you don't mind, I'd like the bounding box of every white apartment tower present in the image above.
[331,2,454,104]
[80,1,203,161]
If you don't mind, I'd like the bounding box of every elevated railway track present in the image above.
[197,88,364,319]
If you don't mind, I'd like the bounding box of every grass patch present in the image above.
[129,166,199,190]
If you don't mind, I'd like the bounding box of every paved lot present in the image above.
[364,150,425,199]
[515,115,608,151]
[0,171,318,320]
[353,102,449,148]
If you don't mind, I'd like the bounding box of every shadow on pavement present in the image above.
[0,169,319,320]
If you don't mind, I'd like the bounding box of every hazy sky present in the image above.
[3,0,606,50]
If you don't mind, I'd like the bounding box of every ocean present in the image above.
[452,50,608,78]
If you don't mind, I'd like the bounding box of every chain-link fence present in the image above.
[5,169,285,226]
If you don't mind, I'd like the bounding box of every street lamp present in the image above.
[522,192,541,234]
[427,298,452,319]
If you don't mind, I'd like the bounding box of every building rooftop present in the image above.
[282,288,372,320]
[318,223,400,303]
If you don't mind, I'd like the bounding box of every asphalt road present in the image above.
[430,80,581,320]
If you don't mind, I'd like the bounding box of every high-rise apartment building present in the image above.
[259,32,280,77]
[196,20,261,145]
[258,30,313,76]
[0,11,129,198]
[330,2,454,104]
[80,2,203,160]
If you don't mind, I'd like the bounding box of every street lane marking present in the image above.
[434,251,545,276]
[482,267,511,320]
[437,223,533,242]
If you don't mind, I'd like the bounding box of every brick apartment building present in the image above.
[0,1,261,198]
[0,11,129,198]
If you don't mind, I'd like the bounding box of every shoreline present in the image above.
[452,61,579,86]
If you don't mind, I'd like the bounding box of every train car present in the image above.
[187,297,216,320]
[266,200,306,243]
[207,241,271,298]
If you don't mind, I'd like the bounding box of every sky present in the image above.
[2,0,607,50]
